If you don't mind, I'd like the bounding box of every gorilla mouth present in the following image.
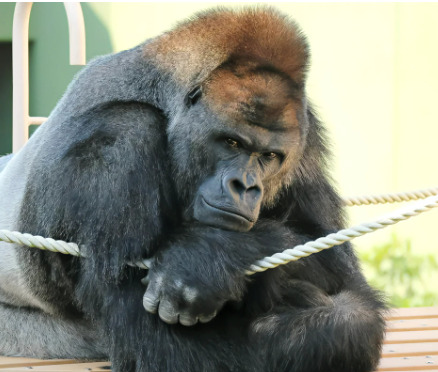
[201,197,255,223]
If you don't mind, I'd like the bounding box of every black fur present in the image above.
[0,7,386,372]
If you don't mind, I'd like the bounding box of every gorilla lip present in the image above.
[201,197,255,223]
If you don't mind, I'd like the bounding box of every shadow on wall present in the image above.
[0,2,114,156]
[0,42,13,156]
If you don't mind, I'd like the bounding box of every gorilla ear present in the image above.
[186,86,202,107]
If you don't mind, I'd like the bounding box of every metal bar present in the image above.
[28,117,48,125]
[11,2,86,153]
[63,2,86,65]
[12,2,32,154]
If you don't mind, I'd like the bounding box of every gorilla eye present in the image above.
[263,152,279,160]
[225,138,240,148]
[186,86,202,107]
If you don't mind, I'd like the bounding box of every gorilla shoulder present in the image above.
[0,154,13,173]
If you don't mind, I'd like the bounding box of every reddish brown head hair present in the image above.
[144,7,309,88]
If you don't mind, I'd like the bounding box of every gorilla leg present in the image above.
[250,288,386,372]
[98,283,261,372]
[0,303,107,359]
[111,319,261,372]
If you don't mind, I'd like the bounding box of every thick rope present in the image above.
[246,193,438,275]
[0,229,82,256]
[0,189,437,274]
[343,186,438,206]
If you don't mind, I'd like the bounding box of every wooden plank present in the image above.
[0,357,78,368]
[388,308,438,320]
[387,318,438,332]
[3,362,111,371]
[385,330,438,344]
[1,308,437,371]
[377,355,437,371]
[382,342,438,358]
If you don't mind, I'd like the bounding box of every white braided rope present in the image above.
[0,190,437,274]
[246,193,438,275]
[343,186,438,206]
[0,229,82,256]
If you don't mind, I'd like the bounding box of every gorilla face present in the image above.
[181,61,304,232]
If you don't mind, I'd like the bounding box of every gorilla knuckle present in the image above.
[182,286,200,304]
[158,300,179,324]
[198,312,218,324]
[143,295,159,314]
[178,314,198,327]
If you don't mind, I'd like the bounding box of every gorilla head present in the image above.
[190,61,307,231]
[147,10,311,232]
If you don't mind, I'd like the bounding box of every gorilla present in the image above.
[0,7,386,372]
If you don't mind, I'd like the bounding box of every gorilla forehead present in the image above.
[203,65,301,132]
[144,7,309,90]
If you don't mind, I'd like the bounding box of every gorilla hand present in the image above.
[142,228,250,326]
[142,262,225,326]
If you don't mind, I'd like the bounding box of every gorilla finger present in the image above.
[158,300,179,324]
[198,312,217,324]
[142,258,154,269]
[141,274,150,286]
[178,313,198,327]
[143,272,163,295]
[143,293,160,314]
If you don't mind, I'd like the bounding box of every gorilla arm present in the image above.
[142,221,305,326]
[142,206,373,324]
[141,202,385,372]
[16,100,178,312]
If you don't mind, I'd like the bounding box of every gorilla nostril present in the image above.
[247,185,261,199]
[230,179,247,195]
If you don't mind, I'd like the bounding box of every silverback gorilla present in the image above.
[0,7,386,372]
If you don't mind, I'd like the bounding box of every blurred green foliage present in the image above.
[359,235,438,308]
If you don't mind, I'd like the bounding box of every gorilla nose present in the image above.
[225,173,262,201]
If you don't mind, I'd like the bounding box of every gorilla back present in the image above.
[0,7,386,372]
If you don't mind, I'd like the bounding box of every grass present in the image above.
[358,235,438,307]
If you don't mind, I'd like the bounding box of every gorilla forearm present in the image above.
[142,220,359,325]
[142,224,268,325]
[247,240,386,372]
[251,289,385,372]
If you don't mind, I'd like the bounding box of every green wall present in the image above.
[0,2,113,155]
[0,43,12,155]
[0,3,14,40]
[0,3,15,154]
